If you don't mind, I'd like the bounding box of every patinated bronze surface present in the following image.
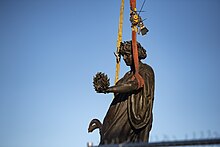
[88,41,155,145]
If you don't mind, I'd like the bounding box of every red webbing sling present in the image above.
[130,0,144,89]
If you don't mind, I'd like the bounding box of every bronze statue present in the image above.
[88,41,155,145]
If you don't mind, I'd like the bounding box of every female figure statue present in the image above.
[89,41,155,145]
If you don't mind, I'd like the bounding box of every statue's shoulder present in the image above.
[142,63,154,73]
[141,63,155,78]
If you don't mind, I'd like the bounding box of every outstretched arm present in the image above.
[105,80,138,94]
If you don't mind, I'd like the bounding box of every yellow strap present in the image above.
[114,0,124,84]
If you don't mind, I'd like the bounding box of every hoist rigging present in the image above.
[114,0,148,87]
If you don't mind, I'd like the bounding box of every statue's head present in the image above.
[119,41,147,60]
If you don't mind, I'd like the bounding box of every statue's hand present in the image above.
[96,88,108,94]
[93,72,110,93]
[95,85,108,93]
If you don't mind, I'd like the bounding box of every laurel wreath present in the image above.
[93,72,110,93]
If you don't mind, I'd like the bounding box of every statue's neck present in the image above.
[130,61,143,72]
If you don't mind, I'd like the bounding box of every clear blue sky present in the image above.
[0,0,220,147]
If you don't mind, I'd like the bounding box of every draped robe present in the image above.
[100,63,155,144]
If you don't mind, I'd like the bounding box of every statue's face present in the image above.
[120,43,133,66]
[122,52,133,66]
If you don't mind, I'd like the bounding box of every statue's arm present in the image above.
[105,80,138,93]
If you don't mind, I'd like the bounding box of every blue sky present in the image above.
[0,0,220,147]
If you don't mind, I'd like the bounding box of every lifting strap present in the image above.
[114,0,124,84]
[130,0,145,89]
